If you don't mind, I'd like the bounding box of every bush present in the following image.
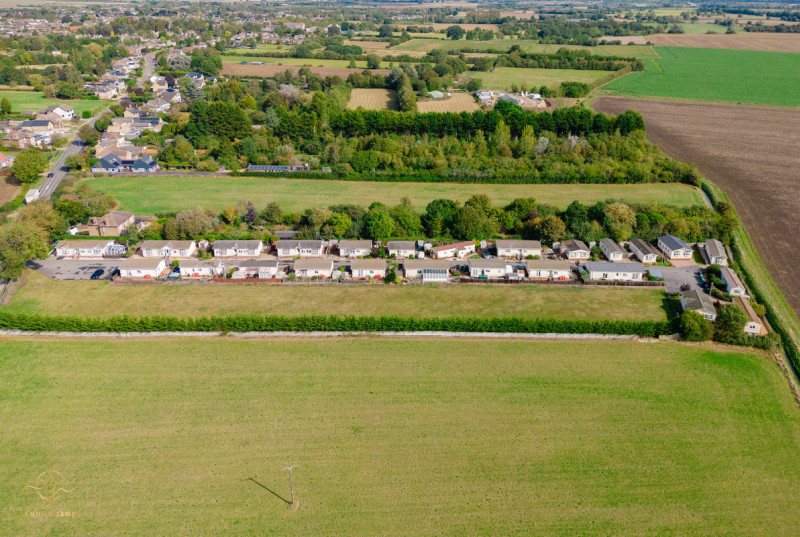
[679,310,712,341]
[82,110,91,119]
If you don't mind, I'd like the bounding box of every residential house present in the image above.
[85,210,135,236]
[118,258,166,279]
[149,75,169,92]
[658,235,693,261]
[91,155,124,174]
[20,120,54,134]
[350,259,386,279]
[403,259,450,282]
[179,259,223,278]
[0,152,15,168]
[54,239,115,258]
[387,241,416,258]
[140,240,197,258]
[4,128,48,148]
[274,239,324,257]
[337,240,372,258]
[91,154,159,174]
[184,72,205,88]
[45,104,74,121]
[629,238,660,264]
[495,239,542,258]
[704,239,728,266]
[294,258,334,278]
[720,266,746,296]
[599,238,625,261]
[227,259,279,279]
[735,296,764,336]
[560,239,590,261]
[431,241,475,259]
[212,239,264,258]
[526,259,571,280]
[681,289,717,321]
[469,259,511,279]
[584,261,646,282]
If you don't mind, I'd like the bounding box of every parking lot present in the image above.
[660,265,704,295]
[27,259,122,281]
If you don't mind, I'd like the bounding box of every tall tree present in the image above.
[10,149,47,184]
[0,222,49,279]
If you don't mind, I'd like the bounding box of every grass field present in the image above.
[678,23,740,34]
[346,88,397,111]
[81,176,706,213]
[8,270,669,321]
[478,67,614,90]
[603,46,800,106]
[0,90,110,115]
[394,39,658,58]
[3,338,800,536]
[222,56,370,69]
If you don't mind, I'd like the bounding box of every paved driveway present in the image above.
[28,259,122,280]
[660,265,704,295]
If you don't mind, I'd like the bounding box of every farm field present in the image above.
[647,33,800,53]
[477,67,614,90]
[393,38,658,57]
[677,22,740,34]
[222,55,370,69]
[416,93,479,112]
[222,63,390,78]
[593,96,800,317]
[81,175,706,214]
[4,338,800,536]
[0,90,110,115]
[0,175,21,205]
[9,270,670,321]
[346,88,397,111]
[603,46,800,106]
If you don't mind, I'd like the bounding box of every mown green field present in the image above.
[9,270,669,321]
[678,22,739,34]
[0,90,110,115]
[394,38,658,57]
[81,175,706,213]
[604,46,800,106]
[477,67,615,90]
[3,338,800,536]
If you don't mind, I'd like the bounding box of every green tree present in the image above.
[18,201,68,240]
[679,310,712,341]
[446,25,466,40]
[327,212,352,237]
[453,205,496,240]
[65,153,87,171]
[363,207,395,240]
[0,222,49,279]
[240,94,257,109]
[713,304,747,345]
[532,215,567,244]
[10,149,47,184]
[207,102,251,141]
[366,54,381,69]
[465,79,482,92]
[0,97,11,115]
[378,24,394,38]
[164,209,213,239]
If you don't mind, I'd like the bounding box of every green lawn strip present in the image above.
[0,89,111,115]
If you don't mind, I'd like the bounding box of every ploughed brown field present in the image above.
[647,33,800,53]
[594,96,800,315]
[222,64,391,78]
[0,174,20,205]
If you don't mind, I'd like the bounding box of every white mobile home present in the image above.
[495,239,542,258]
[350,259,386,279]
[294,258,334,278]
[657,235,693,261]
[720,266,746,296]
[468,259,511,279]
[403,259,450,282]
[584,261,645,282]
[599,238,625,261]
[338,240,373,258]
[704,239,728,266]
[212,240,263,259]
[179,259,223,278]
[629,238,660,264]
[140,240,197,258]
[560,239,590,261]
[387,241,416,258]
[526,259,571,280]
[54,239,115,259]
[118,258,166,279]
[275,239,324,257]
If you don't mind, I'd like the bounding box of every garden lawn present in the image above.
[3,338,800,536]
[603,46,800,106]
[8,270,669,321]
[0,89,110,115]
[81,176,706,214]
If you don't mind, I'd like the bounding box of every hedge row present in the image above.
[0,312,673,336]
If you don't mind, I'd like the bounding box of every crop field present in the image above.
[346,88,397,111]
[394,38,658,57]
[4,338,800,536]
[8,270,670,321]
[477,67,615,90]
[603,46,800,106]
[416,93,479,113]
[222,56,370,69]
[647,33,800,53]
[222,63,390,79]
[0,90,110,115]
[677,22,740,34]
[81,175,706,214]
[594,96,800,317]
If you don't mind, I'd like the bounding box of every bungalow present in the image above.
[704,239,728,266]
[720,266,746,296]
[85,210,135,236]
[560,239,590,261]
[91,155,124,174]
[130,156,160,173]
[680,289,717,321]
[275,239,324,257]
[735,296,763,336]
[403,259,450,282]
[431,241,475,259]
[495,239,542,259]
[140,240,197,258]
[657,235,693,261]
[599,238,625,261]
[118,258,167,279]
[179,259,223,278]
[45,104,74,121]
[584,261,646,282]
[350,259,386,279]
[294,258,334,279]
[469,259,511,279]
[54,239,115,258]
[387,240,416,258]
[212,239,264,258]
[526,259,571,280]
[338,240,373,258]
[228,259,279,279]
[629,238,660,264]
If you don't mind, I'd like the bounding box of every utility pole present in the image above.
[282,465,299,508]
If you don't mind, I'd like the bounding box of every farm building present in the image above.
[274,240,324,257]
[431,241,476,259]
[350,259,386,279]
[526,259,571,280]
[118,258,167,279]
[584,262,646,282]
[469,259,512,279]
[212,240,264,259]
[720,266,746,296]
[681,289,717,321]
[387,241,417,258]
[403,259,450,282]
[54,239,116,259]
[629,239,660,264]
[704,239,728,266]
[560,239,590,261]
[294,258,334,279]
[658,235,693,261]
[179,259,224,278]
[495,240,542,258]
[338,240,373,258]
[599,238,625,261]
[140,240,197,258]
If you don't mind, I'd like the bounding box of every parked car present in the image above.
[90,268,105,280]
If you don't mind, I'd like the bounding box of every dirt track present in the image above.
[594,96,800,314]
[647,33,800,53]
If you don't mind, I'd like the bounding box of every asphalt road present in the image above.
[137,52,156,89]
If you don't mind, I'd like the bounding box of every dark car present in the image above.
[90,268,105,280]
[47,172,54,178]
